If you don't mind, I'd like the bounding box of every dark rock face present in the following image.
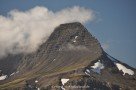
[0,54,23,75]
[0,22,136,90]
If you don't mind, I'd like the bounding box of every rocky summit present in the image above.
[0,22,136,90]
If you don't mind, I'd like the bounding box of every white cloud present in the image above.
[102,43,109,50]
[66,43,87,51]
[0,6,94,58]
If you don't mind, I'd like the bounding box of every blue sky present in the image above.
[0,0,136,68]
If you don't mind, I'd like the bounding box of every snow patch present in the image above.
[85,69,90,76]
[73,40,76,42]
[10,71,19,76]
[61,78,69,85]
[75,36,78,39]
[53,59,56,61]
[0,75,7,81]
[73,36,78,42]
[61,86,66,90]
[16,71,19,73]
[10,72,15,76]
[61,78,69,90]
[115,63,134,75]
[86,69,90,73]
[91,60,104,74]
[35,80,38,83]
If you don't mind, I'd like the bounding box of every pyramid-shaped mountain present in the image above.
[0,22,136,90]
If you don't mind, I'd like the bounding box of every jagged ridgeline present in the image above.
[0,22,136,90]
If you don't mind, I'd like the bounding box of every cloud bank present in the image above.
[66,44,87,51]
[0,6,94,58]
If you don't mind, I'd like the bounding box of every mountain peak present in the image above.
[17,22,103,72]
[60,22,83,26]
